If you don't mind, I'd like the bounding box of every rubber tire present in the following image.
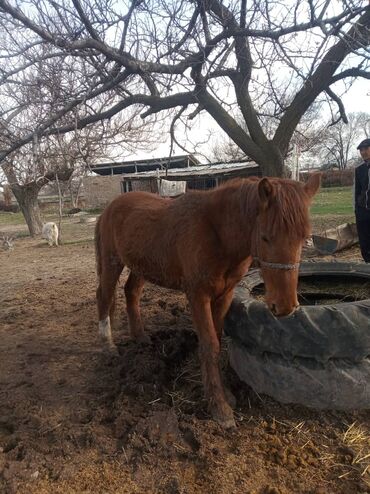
[225,261,370,410]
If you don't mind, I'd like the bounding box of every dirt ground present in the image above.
[0,216,369,494]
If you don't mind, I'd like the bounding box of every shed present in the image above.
[83,156,260,208]
[121,161,260,193]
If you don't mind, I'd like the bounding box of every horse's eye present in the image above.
[261,235,269,243]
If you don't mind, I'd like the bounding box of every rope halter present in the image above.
[253,257,300,270]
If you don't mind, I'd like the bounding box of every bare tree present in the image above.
[1,145,73,235]
[304,112,370,170]
[46,110,159,207]
[212,135,247,163]
[0,45,161,235]
[0,0,369,177]
[1,111,159,236]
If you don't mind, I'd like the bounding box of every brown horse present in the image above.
[95,174,321,428]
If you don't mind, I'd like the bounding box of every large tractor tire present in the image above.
[224,262,370,409]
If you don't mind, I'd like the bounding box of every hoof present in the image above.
[215,413,236,429]
[210,402,236,429]
[219,416,236,429]
[109,344,119,356]
[102,341,119,356]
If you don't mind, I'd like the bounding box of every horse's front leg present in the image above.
[211,289,235,342]
[188,292,235,429]
[211,289,236,409]
[124,272,149,343]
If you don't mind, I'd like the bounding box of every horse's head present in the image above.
[254,173,321,317]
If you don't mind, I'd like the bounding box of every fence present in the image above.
[300,169,354,187]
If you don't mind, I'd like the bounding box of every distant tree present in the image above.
[212,135,247,163]
[2,115,159,236]
[312,112,370,170]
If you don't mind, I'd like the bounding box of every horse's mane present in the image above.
[219,177,311,239]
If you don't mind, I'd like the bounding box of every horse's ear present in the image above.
[258,177,275,210]
[304,172,322,198]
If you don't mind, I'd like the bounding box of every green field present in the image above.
[310,186,353,215]
[309,186,355,233]
[0,211,26,225]
[0,210,60,226]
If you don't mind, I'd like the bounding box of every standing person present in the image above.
[354,138,370,262]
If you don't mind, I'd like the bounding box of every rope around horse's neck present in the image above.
[253,257,300,270]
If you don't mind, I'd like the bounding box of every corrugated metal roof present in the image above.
[90,154,200,175]
[121,161,259,180]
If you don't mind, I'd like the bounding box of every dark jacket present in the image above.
[354,161,370,218]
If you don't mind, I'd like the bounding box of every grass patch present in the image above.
[85,207,103,214]
[14,231,30,239]
[309,186,355,233]
[0,211,26,226]
[61,238,94,246]
[310,186,354,215]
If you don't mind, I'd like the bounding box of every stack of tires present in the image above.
[225,262,370,409]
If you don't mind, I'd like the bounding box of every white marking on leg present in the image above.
[99,316,112,342]
[99,317,118,354]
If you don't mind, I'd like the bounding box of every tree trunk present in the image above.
[11,184,43,236]
[257,144,286,177]
[3,184,12,206]
[258,158,284,177]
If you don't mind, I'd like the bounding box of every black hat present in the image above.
[357,138,370,150]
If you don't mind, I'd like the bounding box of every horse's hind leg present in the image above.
[124,272,149,343]
[97,258,123,350]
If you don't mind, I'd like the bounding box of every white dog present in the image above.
[42,222,59,246]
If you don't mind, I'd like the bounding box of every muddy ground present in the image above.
[0,216,369,494]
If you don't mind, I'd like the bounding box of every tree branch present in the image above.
[71,0,101,42]
[0,0,366,78]
[274,6,370,155]
[325,87,348,125]
[0,91,196,163]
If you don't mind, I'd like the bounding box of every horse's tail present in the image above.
[95,215,102,278]
[94,212,120,327]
